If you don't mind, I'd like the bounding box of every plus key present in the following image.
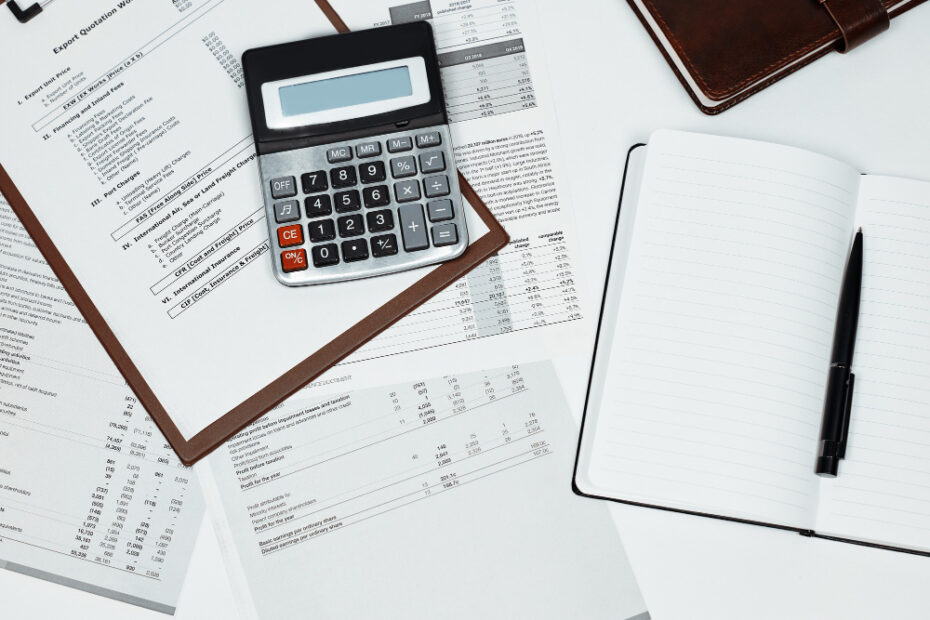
[398,204,429,251]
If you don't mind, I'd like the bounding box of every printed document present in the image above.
[0,197,203,614]
[0,0,584,439]
[290,0,591,393]
[199,361,647,619]
[0,0,457,440]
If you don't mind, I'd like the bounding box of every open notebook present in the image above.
[574,130,930,555]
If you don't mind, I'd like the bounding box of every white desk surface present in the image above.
[4,1,930,618]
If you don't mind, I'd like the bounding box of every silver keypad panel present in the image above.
[258,124,468,286]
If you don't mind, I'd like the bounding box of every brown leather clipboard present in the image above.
[0,0,510,465]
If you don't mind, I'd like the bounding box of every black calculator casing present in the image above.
[244,22,447,155]
[243,22,469,286]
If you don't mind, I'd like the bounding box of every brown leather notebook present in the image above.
[628,0,928,114]
[0,0,509,465]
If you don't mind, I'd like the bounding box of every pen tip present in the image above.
[858,227,862,233]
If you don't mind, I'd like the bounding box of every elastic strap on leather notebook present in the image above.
[819,0,890,52]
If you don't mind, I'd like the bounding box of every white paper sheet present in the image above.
[0,197,204,614]
[576,130,862,528]
[0,0,463,439]
[273,0,590,397]
[199,360,648,619]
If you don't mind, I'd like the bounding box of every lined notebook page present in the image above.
[581,130,860,528]
[816,176,930,552]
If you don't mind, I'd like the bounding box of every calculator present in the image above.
[242,22,469,286]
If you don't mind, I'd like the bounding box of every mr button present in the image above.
[277,224,304,247]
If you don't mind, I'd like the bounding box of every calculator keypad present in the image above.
[260,125,468,285]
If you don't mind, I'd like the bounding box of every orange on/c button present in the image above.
[281,249,308,272]
[277,224,304,247]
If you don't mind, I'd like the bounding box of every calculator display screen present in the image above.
[279,67,413,117]
[260,57,431,130]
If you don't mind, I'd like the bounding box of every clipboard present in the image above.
[0,0,510,465]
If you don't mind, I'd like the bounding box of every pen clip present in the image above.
[838,372,855,459]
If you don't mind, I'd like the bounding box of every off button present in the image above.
[270,176,297,199]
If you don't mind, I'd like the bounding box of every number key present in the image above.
[359,160,386,184]
[309,219,336,242]
[366,209,394,232]
[305,194,332,218]
[330,166,357,188]
[363,185,390,208]
[312,244,339,267]
[334,190,361,213]
[301,170,328,193]
[337,214,364,238]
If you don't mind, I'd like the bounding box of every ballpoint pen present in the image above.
[816,229,863,477]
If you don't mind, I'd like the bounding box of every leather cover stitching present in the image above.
[638,0,907,100]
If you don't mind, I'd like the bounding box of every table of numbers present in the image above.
[388,0,537,122]
[345,230,580,362]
